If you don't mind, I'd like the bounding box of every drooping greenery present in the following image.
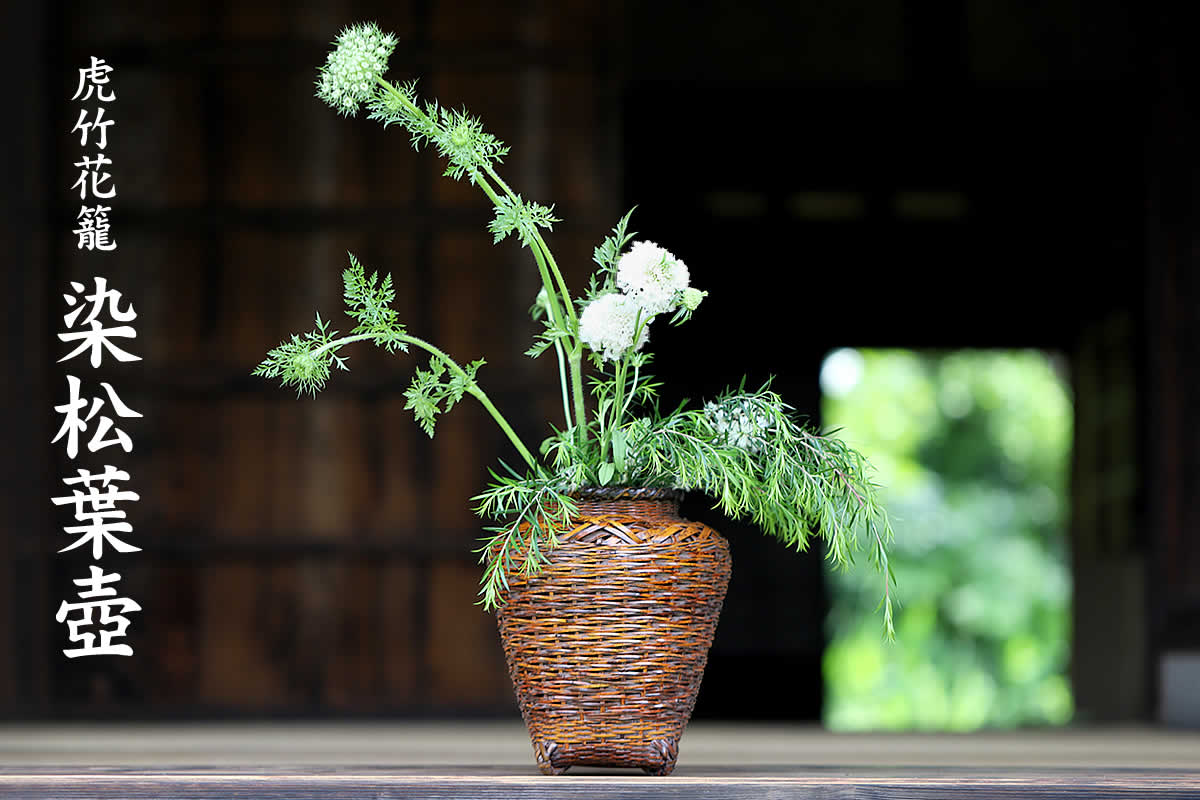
[822,349,1072,729]
[255,22,897,631]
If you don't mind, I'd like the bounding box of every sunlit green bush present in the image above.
[821,349,1072,730]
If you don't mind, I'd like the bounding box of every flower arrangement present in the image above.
[254,22,896,635]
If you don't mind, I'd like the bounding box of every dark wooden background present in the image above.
[2,0,1197,722]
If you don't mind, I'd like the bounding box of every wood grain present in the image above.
[2,723,1198,798]
[2,766,1199,799]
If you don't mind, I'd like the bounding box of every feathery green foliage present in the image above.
[404,355,486,438]
[251,313,347,397]
[542,383,897,637]
[489,196,561,246]
[342,254,408,352]
[473,469,577,610]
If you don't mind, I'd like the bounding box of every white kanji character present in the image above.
[52,465,141,559]
[72,154,116,200]
[71,107,114,150]
[72,57,116,102]
[74,206,117,252]
[55,567,141,658]
[52,376,143,458]
[62,277,136,328]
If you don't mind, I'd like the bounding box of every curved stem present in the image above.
[312,332,538,470]
[406,334,539,470]
[308,332,377,358]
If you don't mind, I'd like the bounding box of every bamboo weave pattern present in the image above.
[496,488,731,775]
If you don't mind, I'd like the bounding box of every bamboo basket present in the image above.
[495,487,731,775]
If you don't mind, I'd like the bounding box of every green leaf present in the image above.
[447,358,485,407]
[403,365,442,437]
[342,253,409,353]
[431,106,509,182]
[402,354,485,438]
[591,207,638,275]
[598,462,616,486]
[612,428,628,473]
[524,323,569,359]
[489,195,561,247]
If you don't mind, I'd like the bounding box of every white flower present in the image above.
[616,241,690,315]
[578,293,651,362]
[316,22,398,117]
[705,397,774,455]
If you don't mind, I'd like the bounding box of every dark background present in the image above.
[1,0,1196,722]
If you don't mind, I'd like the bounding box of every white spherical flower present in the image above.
[578,293,651,362]
[316,22,398,117]
[616,241,690,315]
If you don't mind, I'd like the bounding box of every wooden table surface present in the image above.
[1,721,1198,798]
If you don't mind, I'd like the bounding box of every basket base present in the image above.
[533,737,679,776]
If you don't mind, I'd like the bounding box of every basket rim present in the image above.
[572,486,684,502]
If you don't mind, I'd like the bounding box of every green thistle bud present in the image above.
[287,348,330,395]
[530,287,551,320]
[316,22,398,117]
[449,121,472,150]
[290,350,319,378]
[681,287,707,312]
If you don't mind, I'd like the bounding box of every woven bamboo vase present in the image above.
[496,487,732,775]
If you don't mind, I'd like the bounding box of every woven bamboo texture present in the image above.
[495,488,732,775]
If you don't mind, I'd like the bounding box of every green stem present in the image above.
[608,358,627,460]
[375,76,589,446]
[553,340,572,436]
[483,164,578,328]
[311,332,538,470]
[522,231,583,437]
[409,335,538,470]
[308,332,377,358]
[620,359,640,421]
[481,161,588,444]
[568,347,587,447]
[613,313,648,430]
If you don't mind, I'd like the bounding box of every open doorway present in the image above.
[820,349,1073,730]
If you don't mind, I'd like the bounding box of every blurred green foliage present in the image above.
[821,349,1073,730]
